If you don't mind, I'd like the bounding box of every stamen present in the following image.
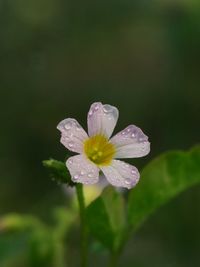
[84,134,116,166]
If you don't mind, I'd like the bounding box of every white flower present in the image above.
[57,102,150,189]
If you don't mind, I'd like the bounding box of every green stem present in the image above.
[76,184,88,267]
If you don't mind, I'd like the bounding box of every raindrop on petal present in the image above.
[76,125,81,131]
[131,169,136,175]
[88,172,93,178]
[89,110,93,116]
[125,178,132,185]
[103,105,113,113]
[68,159,73,165]
[65,124,71,130]
[73,174,79,180]
[94,105,99,111]
[68,141,74,148]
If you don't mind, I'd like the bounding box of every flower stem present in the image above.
[76,184,88,267]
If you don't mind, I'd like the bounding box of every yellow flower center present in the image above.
[84,134,116,166]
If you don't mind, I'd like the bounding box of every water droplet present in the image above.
[88,172,93,178]
[131,133,135,138]
[122,131,126,135]
[80,170,85,175]
[73,174,79,180]
[131,169,136,175]
[94,105,99,111]
[89,110,93,116]
[103,105,113,114]
[125,178,132,185]
[68,141,74,148]
[65,123,71,130]
[68,132,74,137]
[72,120,77,126]
[68,159,73,164]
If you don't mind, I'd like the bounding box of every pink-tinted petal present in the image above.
[57,118,88,153]
[87,102,119,138]
[66,155,99,185]
[110,125,150,158]
[100,160,140,189]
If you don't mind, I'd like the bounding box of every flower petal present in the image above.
[57,118,88,153]
[110,125,150,158]
[87,102,119,138]
[100,160,140,189]
[66,155,99,185]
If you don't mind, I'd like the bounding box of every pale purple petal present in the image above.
[110,125,150,158]
[57,118,88,153]
[66,155,99,185]
[100,160,140,189]
[87,102,119,138]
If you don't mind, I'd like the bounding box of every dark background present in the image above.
[0,0,200,266]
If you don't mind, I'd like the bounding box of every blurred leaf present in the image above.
[29,229,55,267]
[0,231,30,267]
[86,186,126,252]
[90,241,107,254]
[0,214,43,267]
[53,207,77,239]
[29,207,77,267]
[0,211,74,267]
[51,207,77,267]
[43,159,75,186]
[128,145,200,231]
[0,214,42,232]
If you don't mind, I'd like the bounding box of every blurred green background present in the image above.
[0,0,200,266]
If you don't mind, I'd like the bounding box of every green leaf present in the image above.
[0,214,43,267]
[86,186,126,252]
[29,228,56,267]
[0,207,77,267]
[0,214,58,267]
[0,231,31,267]
[128,145,200,231]
[43,159,74,186]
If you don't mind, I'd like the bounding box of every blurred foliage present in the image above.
[2,145,200,266]
[0,0,200,266]
[128,145,200,230]
[0,208,77,267]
